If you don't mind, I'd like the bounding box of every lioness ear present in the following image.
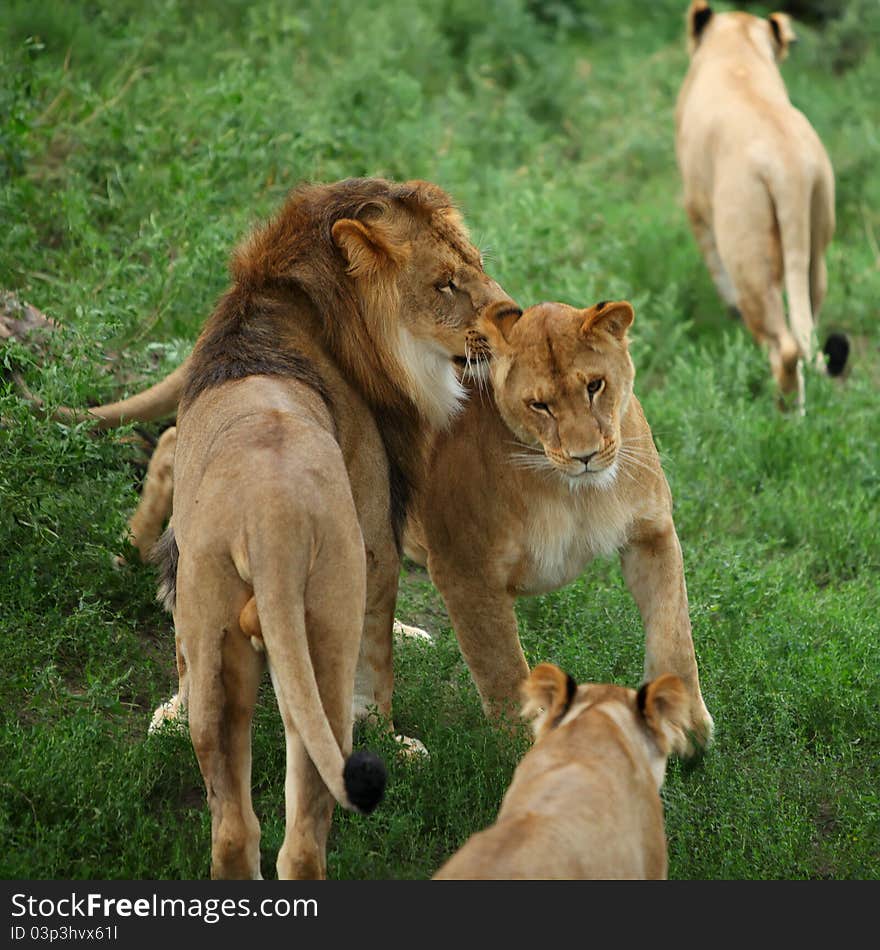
[520,663,578,739]
[581,300,634,341]
[331,218,409,280]
[687,0,713,53]
[768,12,797,61]
[636,674,690,757]
[478,302,522,351]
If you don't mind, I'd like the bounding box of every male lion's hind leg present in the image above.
[620,526,713,753]
[175,566,264,880]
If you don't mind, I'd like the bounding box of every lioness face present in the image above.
[484,301,636,489]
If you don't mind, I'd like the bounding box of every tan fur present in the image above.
[406,300,713,745]
[677,1,835,410]
[433,664,690,879]
[155,177,517,880]
[126,426,176,562]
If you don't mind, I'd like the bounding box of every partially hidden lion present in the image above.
[433,663,690,879]
[119,177,518,880]
[676,2,846,410]
[406,300,713,745]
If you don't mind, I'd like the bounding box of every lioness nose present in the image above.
[573,452,597,465]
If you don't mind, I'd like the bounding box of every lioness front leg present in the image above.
[620,520,713,748]
[355,539,429,756]
[354,543,398,724]
[437,576,529,722]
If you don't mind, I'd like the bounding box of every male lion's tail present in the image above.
[250,537,386,816]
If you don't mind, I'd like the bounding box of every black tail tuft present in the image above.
[343,751,387,815]
[823,333,850,377]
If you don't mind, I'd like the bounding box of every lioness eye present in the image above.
[436,279,457,295]
[587,378,604,396]
[530,401,552,416]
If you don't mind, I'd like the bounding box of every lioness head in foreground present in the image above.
[522,662,690,759]
[479,300,635,488]
[433,663,690,879]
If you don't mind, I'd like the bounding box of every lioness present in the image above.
[676,1,844,409]
[150,177,519,879]
[433,663,689,879]
[406,300,713,744]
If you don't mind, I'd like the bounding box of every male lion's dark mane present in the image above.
[181,177,454,548]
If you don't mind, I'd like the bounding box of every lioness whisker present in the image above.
[616,452,657,477]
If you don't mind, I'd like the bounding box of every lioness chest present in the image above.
[515,487,634,595]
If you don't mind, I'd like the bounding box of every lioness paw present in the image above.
[148,694,187,736]
[392,619,434,644]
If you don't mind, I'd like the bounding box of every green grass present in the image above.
[1,0,878,880]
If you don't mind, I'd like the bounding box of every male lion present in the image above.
[406,300,713,745]
[139,177,519,880]
[433,663,690,879]
[676,1,845,409]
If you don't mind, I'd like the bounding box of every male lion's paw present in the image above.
[148,693,187,736]
[394,735,430,759]
[392,619,434,644]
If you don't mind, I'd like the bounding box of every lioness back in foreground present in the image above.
[406,300,713,744]
[676,1,844,409]
[433,663,689,879]
[167,177,518,879]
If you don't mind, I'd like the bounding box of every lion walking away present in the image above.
[162,177,519,879]
[676,1,845,410]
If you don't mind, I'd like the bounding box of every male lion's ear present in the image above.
[687,0,713,53]
[581,300,634,342]
[521,663,578,739]
[331,218,410,280]
[636,674,690,757]
[768,12,797,61]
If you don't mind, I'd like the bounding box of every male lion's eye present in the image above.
[436,279,457,295]
[529,401,552,416]
[587,378,604,396]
